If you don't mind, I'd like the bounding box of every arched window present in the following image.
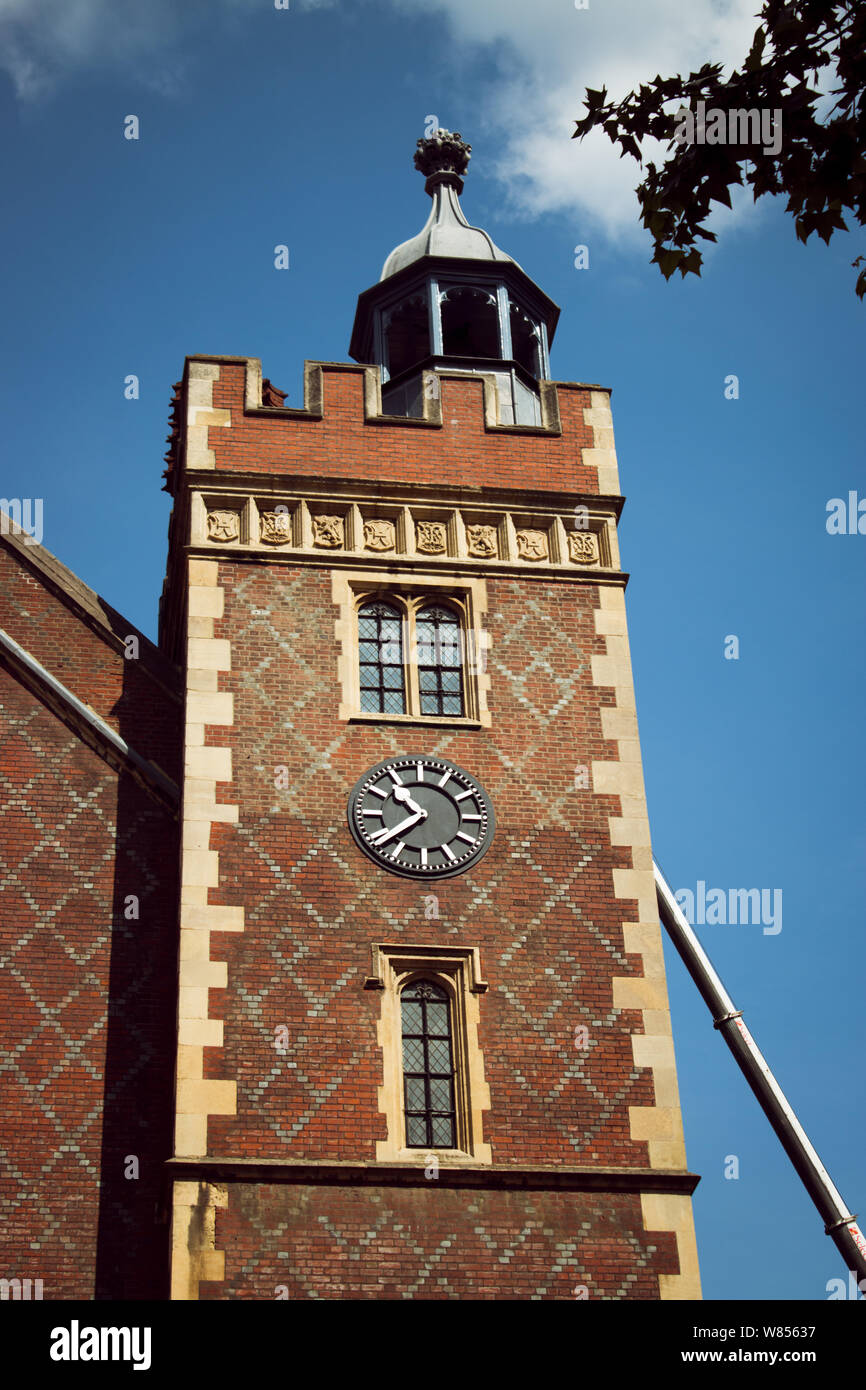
[401,979,456,1148]
[509,302,542,378]
[415,604,464,717]
[440,287,500,359]
[385,296,429,379]
[357,601,405,714]
[352,591,478,722]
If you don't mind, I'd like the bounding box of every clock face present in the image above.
[348,756,494,879]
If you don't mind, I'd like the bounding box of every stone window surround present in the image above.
[332,569,492,729]
[357,591,471,721]
[364,942,492,1165]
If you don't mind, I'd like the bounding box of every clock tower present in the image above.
[160,130,701,1300]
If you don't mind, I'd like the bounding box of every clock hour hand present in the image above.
[393,784,425,816]
[370,808,426,847]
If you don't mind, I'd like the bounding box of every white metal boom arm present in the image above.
[654,859,866,1285]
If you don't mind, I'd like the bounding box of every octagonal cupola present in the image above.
[349,130,559,425]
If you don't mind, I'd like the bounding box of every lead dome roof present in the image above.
[380,129,522,280]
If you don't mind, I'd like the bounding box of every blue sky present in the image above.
[1,0,863,1301]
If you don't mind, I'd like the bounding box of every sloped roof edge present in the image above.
[0,514,180,703]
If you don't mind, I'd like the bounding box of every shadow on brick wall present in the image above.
[93,645,181,1300]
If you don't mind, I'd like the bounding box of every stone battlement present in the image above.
[169,356,621,499]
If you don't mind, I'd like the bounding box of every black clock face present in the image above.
[348,756,494,879]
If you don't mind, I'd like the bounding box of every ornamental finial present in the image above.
[413,128,472,196]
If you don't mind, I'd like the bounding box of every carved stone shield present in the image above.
[416,520,447,554]
[206,510,240,543]
[466,524,497,558]
[363,519,396,552]
[516,529,548,561]
[311,515,344,549]
[260,510,292,545]
[568,530,599,565]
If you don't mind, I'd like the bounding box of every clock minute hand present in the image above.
[371,809,426,847]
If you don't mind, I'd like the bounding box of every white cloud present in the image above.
[0,0,175,98]
[0,0,781,244]
[387,0,764,241]
[0,0,334,101]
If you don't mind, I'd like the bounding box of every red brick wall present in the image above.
[199,1183,678,1300]
[0,546,179,781]
[205,563,654,1171]
[0,551,181,1298]
[206,363,602,496]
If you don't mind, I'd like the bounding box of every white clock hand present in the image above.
[393,785,425,816]
[371,809,426,847]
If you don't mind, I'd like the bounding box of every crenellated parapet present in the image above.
[166,355,620,498]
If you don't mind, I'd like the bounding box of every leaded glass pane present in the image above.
[431,1116,455,1147]
[401,978,456,1149]
[406,1116,427,1146]
[405,1077,426,1109]
[428,1078,452,1111]
[414,604,464,718]
[403,980,442,1001]
[422,611,458,628]
[403,1038,425,1070]
[427,1038,451,1071]
[425,1003,449,1034]
[357,601,405,715]
[401,1002,422,1033]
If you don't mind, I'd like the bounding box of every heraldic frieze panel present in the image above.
[192,492,616,573]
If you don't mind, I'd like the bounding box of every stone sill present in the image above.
[348,713,483,729]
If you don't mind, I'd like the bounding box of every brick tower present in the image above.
[160,130,701,1300]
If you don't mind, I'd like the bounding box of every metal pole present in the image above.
[654,858,866,1285]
